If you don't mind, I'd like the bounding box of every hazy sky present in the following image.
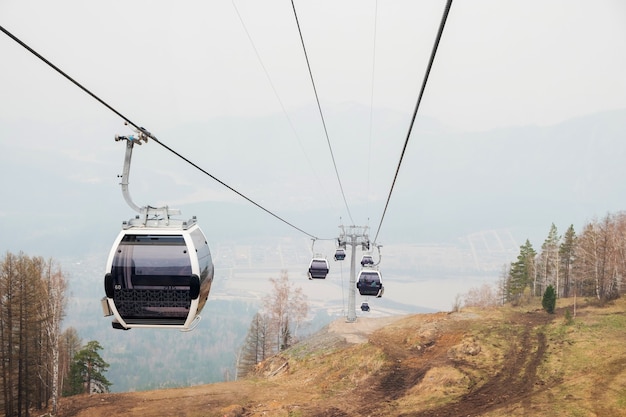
[2,1,625,128]
[1,0,626,254]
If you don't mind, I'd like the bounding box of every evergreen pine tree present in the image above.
[507,239,536,305]
[542,285,557,314]
[65,340,111,395]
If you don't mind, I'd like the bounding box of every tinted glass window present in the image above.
[360,272,380,284]
[312,260,328,269]
[112,235,192,289]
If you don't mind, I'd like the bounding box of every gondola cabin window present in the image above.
[112,235,192,290]
[311,259,328,270]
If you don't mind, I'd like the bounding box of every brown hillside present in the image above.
[56,298,626,417]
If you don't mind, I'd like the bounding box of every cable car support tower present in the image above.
[339,225,372,322]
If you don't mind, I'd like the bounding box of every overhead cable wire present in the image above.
[367,0,379,225]
[0,23,320,240]
[231,0,339,213]
[289,0,355,225]
[372,0,453,244]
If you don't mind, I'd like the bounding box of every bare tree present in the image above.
[262,271,308,352]
[42,260,67,415]
[537,223,561,296]
[575,222,595,297]
[614,212,626,294]
[0,253,69,416]
[236,313,271,379]
[17,253,44,417]
[604,213,626,299]
[574,215,619,302]
[497,264,510,305]
[0,252,18,417]
[464,283,498,308]
[559,225,577,298]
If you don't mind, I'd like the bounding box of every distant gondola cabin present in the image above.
[356,269,384,298]
[361,254,374,266]
[308,257,329,279]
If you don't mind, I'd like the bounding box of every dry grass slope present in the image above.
[56,297,626,417]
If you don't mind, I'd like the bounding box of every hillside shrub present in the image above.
[564,308,574,325]
[542,285,556,314]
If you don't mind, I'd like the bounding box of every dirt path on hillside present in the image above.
[354,310,553,417]
[292,309,556,417]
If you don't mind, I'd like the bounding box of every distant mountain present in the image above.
[2,107,625,256]
[374,108,626,244]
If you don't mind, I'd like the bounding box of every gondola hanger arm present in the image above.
[115,127,181,223]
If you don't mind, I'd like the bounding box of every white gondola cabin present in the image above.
[103,216,214,330]
[356,268,384,298]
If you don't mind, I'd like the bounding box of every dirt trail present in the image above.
[365,310,553,417]
[299,310,555,417]
[404,318,549,417]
